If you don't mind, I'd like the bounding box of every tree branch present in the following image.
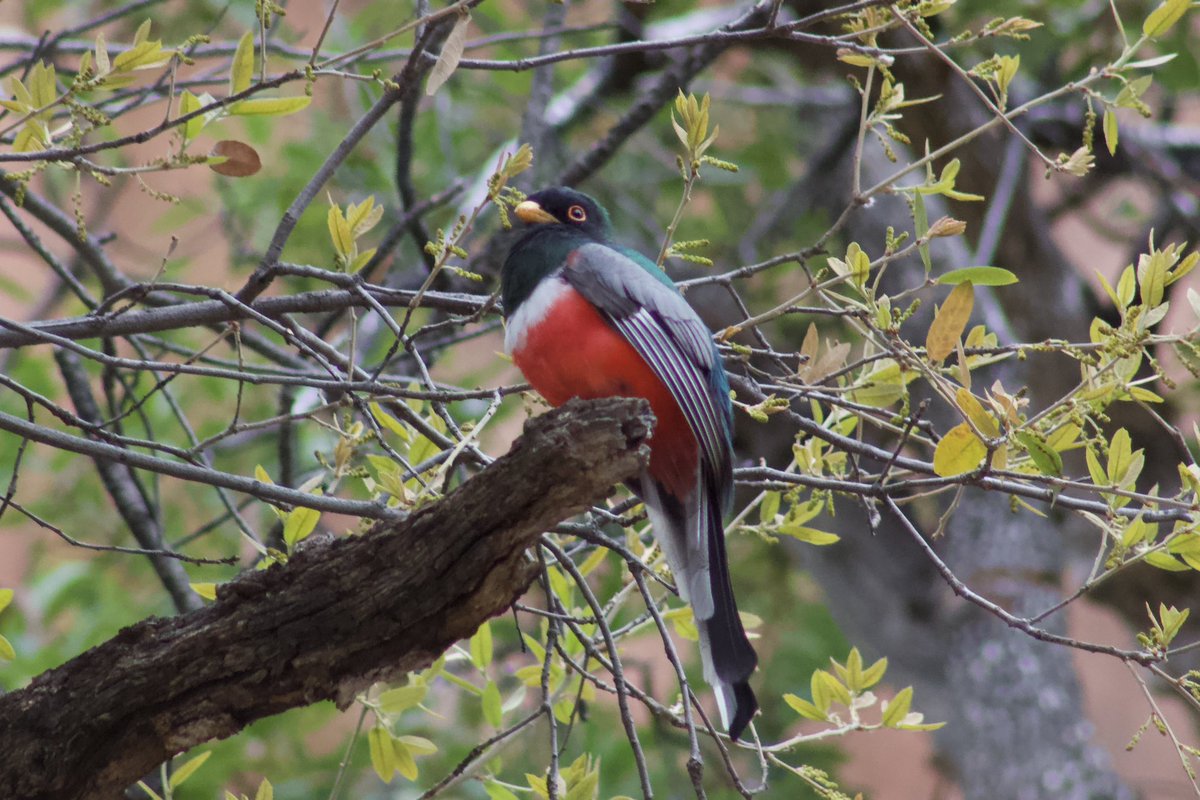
[0,397,652,800]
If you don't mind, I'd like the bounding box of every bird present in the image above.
[500,186,758,740]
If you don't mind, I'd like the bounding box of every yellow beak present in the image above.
[515,200,558,225]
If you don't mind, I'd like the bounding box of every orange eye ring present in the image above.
[567,204,587,222]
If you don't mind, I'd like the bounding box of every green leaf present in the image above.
[368,725,395,782]
[860,655,888,689]
[848,359,915,408]
[1116,76,1153,109]
[168,751,211,790]
[369,402,412,442]
[1145,551,1188,571]
[378,683,427,714]
[470,620,493,669]
[282,505,320,549]
[845,647,865,692]
[137,782,165,800]
[255,778,274,800]
[112,40,171,73]
[399,735,437,756]
[782,690,830,724]
[391,738,418,781]
[0,588,12,614]
[348,196,383,236]
[881,687,913,727]
[1013,431,1063,477]
[937,267,1018,286]
[914,191,931,274]
[327,205,354,259]
[482,679,503,728]
[0,634,14,661]
[229,96,312,116]
[1103,108,1119,156]
[1126,53,1178,69]
[777,523,840,545]
[1143,0,1189,37]
[934,423,987,476]
[1085,446,1108,486]
[178,90,203,141]
[484,779,521,800]
[133,19,152,45]
[230,31,254,95]
[759,491,781,524]
[1107,428,1134,485]
[816,669,851,706]
[29,61,56,110]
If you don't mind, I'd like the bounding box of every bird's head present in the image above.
[514,187,612,241]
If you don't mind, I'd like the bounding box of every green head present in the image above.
[502,187,613,312]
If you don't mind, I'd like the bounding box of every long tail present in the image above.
[640,475,759,740]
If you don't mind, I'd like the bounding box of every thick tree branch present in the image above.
[0,398,652,800]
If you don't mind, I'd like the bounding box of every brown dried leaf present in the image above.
[425,12,471,96]
[209,139,261,177]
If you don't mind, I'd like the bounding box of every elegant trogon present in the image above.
[501,186,758,740]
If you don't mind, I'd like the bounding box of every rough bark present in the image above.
[0,398,652,800]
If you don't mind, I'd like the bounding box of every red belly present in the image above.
[512,286,697,499]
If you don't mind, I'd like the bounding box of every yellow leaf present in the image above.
[190,582,217,601]
[230,31,254,95]
[0,634,14,661]
[255,778,273,800]
[933,423,987,476]
[0,588,12,614]
[229,96,312,116]
[954,388,998,437]
[926,281,975,363]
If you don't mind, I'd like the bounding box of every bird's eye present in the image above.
[567,205,587,222]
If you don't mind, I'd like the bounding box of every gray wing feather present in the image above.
[563,243,726,484]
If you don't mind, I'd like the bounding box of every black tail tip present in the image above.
[728,681,759,741]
